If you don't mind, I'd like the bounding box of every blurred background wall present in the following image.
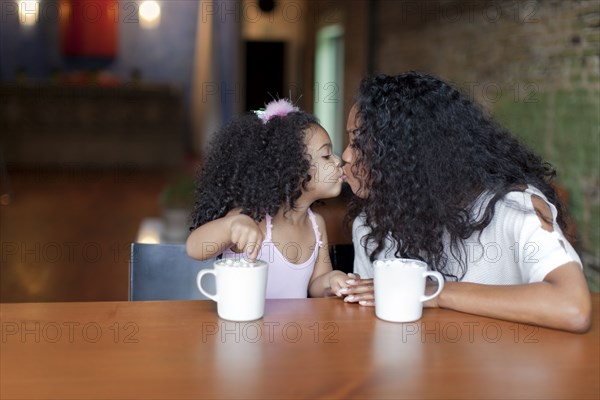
[372,0,600,265]
[1,0,598,302]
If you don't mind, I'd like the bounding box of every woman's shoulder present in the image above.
[486,185,566,242]
[497,185,554,215]
[470,185,555,238]
[351,212,367,224]
[351,212,368,232]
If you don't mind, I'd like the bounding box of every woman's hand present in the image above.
[338,273,375,306]
[337,274,443,308]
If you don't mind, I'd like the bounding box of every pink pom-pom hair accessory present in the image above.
[254,98,299,124]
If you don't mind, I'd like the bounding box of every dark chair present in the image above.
[129,243,216,301]
[329,243,354,274]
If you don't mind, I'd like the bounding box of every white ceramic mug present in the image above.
[197,259,268,322]
[374,258,444,323]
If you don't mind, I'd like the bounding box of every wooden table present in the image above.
[1,295,599,399]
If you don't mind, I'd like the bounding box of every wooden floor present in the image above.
[1,170,172,302]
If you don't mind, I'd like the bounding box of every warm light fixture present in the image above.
[138,235,160,244]
[18,0,39,26]
[139,1,161,29]
[136,218,162,244]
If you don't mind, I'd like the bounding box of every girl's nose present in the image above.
[333,154,342,167]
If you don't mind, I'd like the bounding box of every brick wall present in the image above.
[372,0,599,287]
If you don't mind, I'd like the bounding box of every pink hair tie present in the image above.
[254,98,299,124]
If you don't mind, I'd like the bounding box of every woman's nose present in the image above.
[341,146,352,164]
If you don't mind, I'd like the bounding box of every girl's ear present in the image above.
[300,170,312,191]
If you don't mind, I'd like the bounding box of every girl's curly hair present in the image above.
[190,111,320,229]
[347,72,569,280]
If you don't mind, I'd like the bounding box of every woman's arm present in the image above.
[307,213,350,297]
[343,262,591,332]
[433,262,591,333]
[343,191,593,333]
[186,209,264,261]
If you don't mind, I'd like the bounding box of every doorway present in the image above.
[314,25,344,156]
[245,41,285,112]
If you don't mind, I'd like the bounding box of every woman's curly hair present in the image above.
[190,111,319,229]
[347,72,569,280]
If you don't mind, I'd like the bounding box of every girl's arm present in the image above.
[186,209,264,261]
[307,212,350,297]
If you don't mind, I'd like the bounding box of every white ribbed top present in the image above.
[353,186,581,284]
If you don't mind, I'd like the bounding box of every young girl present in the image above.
[186,99,350,298]
[340,72,592,332]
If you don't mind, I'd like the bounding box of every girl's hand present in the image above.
[327,271,352,297]
[340,273,375,306]
[228,214,264,261]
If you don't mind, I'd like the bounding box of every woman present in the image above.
[339,72,591,333]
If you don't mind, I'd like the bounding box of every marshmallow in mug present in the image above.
[374,259,425,269]
[218,258,261,268]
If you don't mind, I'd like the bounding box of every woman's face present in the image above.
[342,104,368,198]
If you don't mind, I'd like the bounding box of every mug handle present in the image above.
[420,271,444,303]
[197,269,218,302]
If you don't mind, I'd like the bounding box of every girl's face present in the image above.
[304,124,343,199]
[342,104,368,198]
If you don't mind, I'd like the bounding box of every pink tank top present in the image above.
[222,209,322,298]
